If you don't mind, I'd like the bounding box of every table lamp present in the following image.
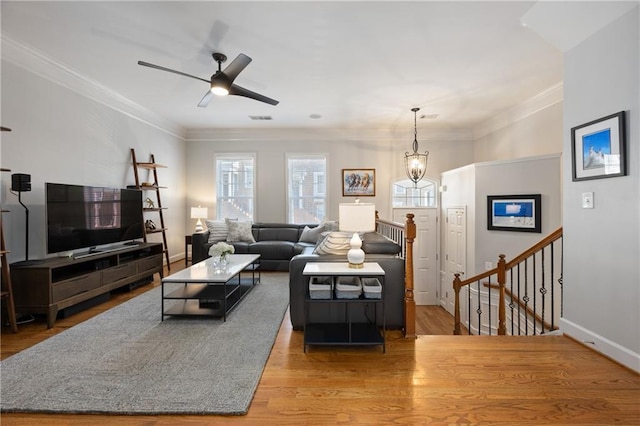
[191,206,208,232]
[339,201,376,268]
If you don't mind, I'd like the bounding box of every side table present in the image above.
[302,262,385,353]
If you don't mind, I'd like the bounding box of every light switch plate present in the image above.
[582,192,594,209]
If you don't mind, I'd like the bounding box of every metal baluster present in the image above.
[509,268,515,335]
[532,253,537,335]
[517,263,522,335]
[476,280,482,335]
[541,247,547,334]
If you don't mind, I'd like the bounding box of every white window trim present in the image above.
[214,152,257,220]
[391,176,439,208]
[285,153,329,223]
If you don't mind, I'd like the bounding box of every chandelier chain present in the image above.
[413,107,419,153]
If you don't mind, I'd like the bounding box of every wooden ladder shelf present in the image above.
[130,148,170,272]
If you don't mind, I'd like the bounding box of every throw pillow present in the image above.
[205,220,228,243]
[226,221,256,243]
[313,231,353,255]
[321,219,340,232]
[298,225,325,244]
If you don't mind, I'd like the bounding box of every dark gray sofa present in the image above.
[191,223,319,271]
[288,232,405,330]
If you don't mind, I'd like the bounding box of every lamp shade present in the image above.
[190,206,208,233]
[338,202,375,268]
[190,206,208,219]
[339,202,376,233]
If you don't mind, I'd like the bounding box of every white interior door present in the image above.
[393,208,438,305]
[442,207,466,315]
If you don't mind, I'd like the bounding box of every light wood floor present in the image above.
[2,263,639,425]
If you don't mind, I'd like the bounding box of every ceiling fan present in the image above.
[137,52,279,107]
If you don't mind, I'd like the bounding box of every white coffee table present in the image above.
[161,254,260,321]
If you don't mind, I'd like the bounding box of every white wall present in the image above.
[184,128,474,224]
[561,6,639,371]
[440,82,564,278]
[0,61,187,264]
[441,154,562,277]
[475,155,562,273]
[473,101,564,163]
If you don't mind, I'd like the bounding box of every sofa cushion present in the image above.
[298,225,325,243]
[361,232,402,255]
[251,241,296,260]
[321,219,340,232]
[227,220,256,243]
[229,242,250,253]
[313,231,354,255]
[205,220,228,243]
[256,226,301,242]
[294,242,315,255]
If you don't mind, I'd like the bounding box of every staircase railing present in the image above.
[453,227,563,335]
[376,213,416,338]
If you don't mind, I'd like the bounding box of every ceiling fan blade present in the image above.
[137,60,209,84]
[197,90,214,108]
[229,84,279,105]
[222,53,252,83]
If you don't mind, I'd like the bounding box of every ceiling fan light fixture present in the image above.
[210,85,229,96]
[138,51,278,106]
[404,107,429,188]
[210,70,231,96]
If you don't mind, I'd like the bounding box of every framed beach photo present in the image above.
[571,111,627,181]
[487,194,541,233]
[342,169,375,196]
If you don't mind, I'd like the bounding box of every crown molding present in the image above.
[442,153,561,176]
[472,82,563,140]
[1,35,185,140]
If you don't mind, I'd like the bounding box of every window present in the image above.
[392,178,437,208]
[216,154,255,221]
[287,155,327,223]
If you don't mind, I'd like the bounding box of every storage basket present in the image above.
[309,276,333,299]
[361,277,382,299]
[335,276,362,299]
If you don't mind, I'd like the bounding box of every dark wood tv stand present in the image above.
[10,242,163,328]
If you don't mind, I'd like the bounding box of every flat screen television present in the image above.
[46,182,144,254]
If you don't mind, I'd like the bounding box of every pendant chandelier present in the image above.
[404,107,429,188]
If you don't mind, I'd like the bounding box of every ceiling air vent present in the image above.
[249,115,273,121]
[420,113,439,120]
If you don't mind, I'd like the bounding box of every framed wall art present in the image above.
[571,111,627,181]
[487,194,541,233]
[342,169,375,196]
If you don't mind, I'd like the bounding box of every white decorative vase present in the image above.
[347,233,365,268]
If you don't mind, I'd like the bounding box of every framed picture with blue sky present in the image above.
[571,111,627,181]
[487,194,542,233]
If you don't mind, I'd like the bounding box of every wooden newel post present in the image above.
[497,254,507,335]
[403,213,416,339]
[453,273,462,335]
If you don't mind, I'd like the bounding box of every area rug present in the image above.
[0,272,289,415]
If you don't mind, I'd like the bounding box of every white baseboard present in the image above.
[560,318,640,373]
